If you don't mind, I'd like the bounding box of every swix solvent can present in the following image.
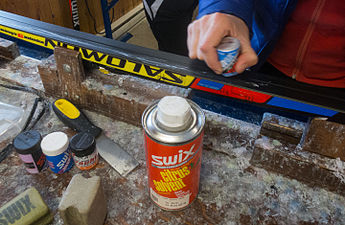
[217,36,240,77]
[142,96,205,211]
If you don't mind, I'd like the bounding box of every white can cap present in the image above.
[41,131,69,156]
[156,96,192,130]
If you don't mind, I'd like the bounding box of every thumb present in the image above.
[234,40,258,73]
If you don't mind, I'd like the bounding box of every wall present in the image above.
[78,0,142,34]
[0,0,73,28]
[0,0,141,34]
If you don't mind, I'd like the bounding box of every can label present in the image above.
[18,153,46,174]
[72,150,99,170]
[144,132,204,210]
[46,150,74,174]
[223,62,238,77]
[217,37,240,77]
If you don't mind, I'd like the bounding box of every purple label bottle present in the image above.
[13,130,46,174]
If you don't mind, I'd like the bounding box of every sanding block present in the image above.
[0,187,53,225]
[59,174,107,225]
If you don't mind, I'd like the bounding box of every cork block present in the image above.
[0,37,20,60]
[302,118,345,161]
[59,174,107,225]
[0,187,53,225]
[260,113,306,145]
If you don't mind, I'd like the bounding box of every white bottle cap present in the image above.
[41,131,69,156]
[156,96,192,130]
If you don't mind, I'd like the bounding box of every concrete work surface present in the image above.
[1,52,345,225]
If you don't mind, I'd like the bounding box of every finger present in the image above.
[234,40,258,73]
[200,46,222,74]
[198,25,226,74]
[187,22,199,59]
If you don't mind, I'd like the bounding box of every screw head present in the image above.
[63,64,72,73]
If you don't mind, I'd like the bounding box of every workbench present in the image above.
[1,51,345,225]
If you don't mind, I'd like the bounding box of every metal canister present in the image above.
[217,36,241,77]
[41,131,74,174]
[13,130,46,174]
[70,132,99,170]
[142,96,205,211]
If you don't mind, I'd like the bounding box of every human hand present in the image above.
[187,12,258,74]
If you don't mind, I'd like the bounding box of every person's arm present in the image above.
[187,0,258,74]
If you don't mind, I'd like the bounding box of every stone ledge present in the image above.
[250,137,345,197]
[0,37,20,60]
[302,118,345,161]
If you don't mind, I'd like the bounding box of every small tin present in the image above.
[41,131,74,174]
[217,36,240,77]
[142,96,205,211]
[13,130,46,174]
[70,132,99,170]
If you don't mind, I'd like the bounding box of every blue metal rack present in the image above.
[100,0,119,39]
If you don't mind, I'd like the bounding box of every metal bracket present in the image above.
[100,0,119,39]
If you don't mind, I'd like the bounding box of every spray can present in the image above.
[41,131,74,174]
[13,130,46,174]
[217,36,240,77]
[142,96,205,210]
